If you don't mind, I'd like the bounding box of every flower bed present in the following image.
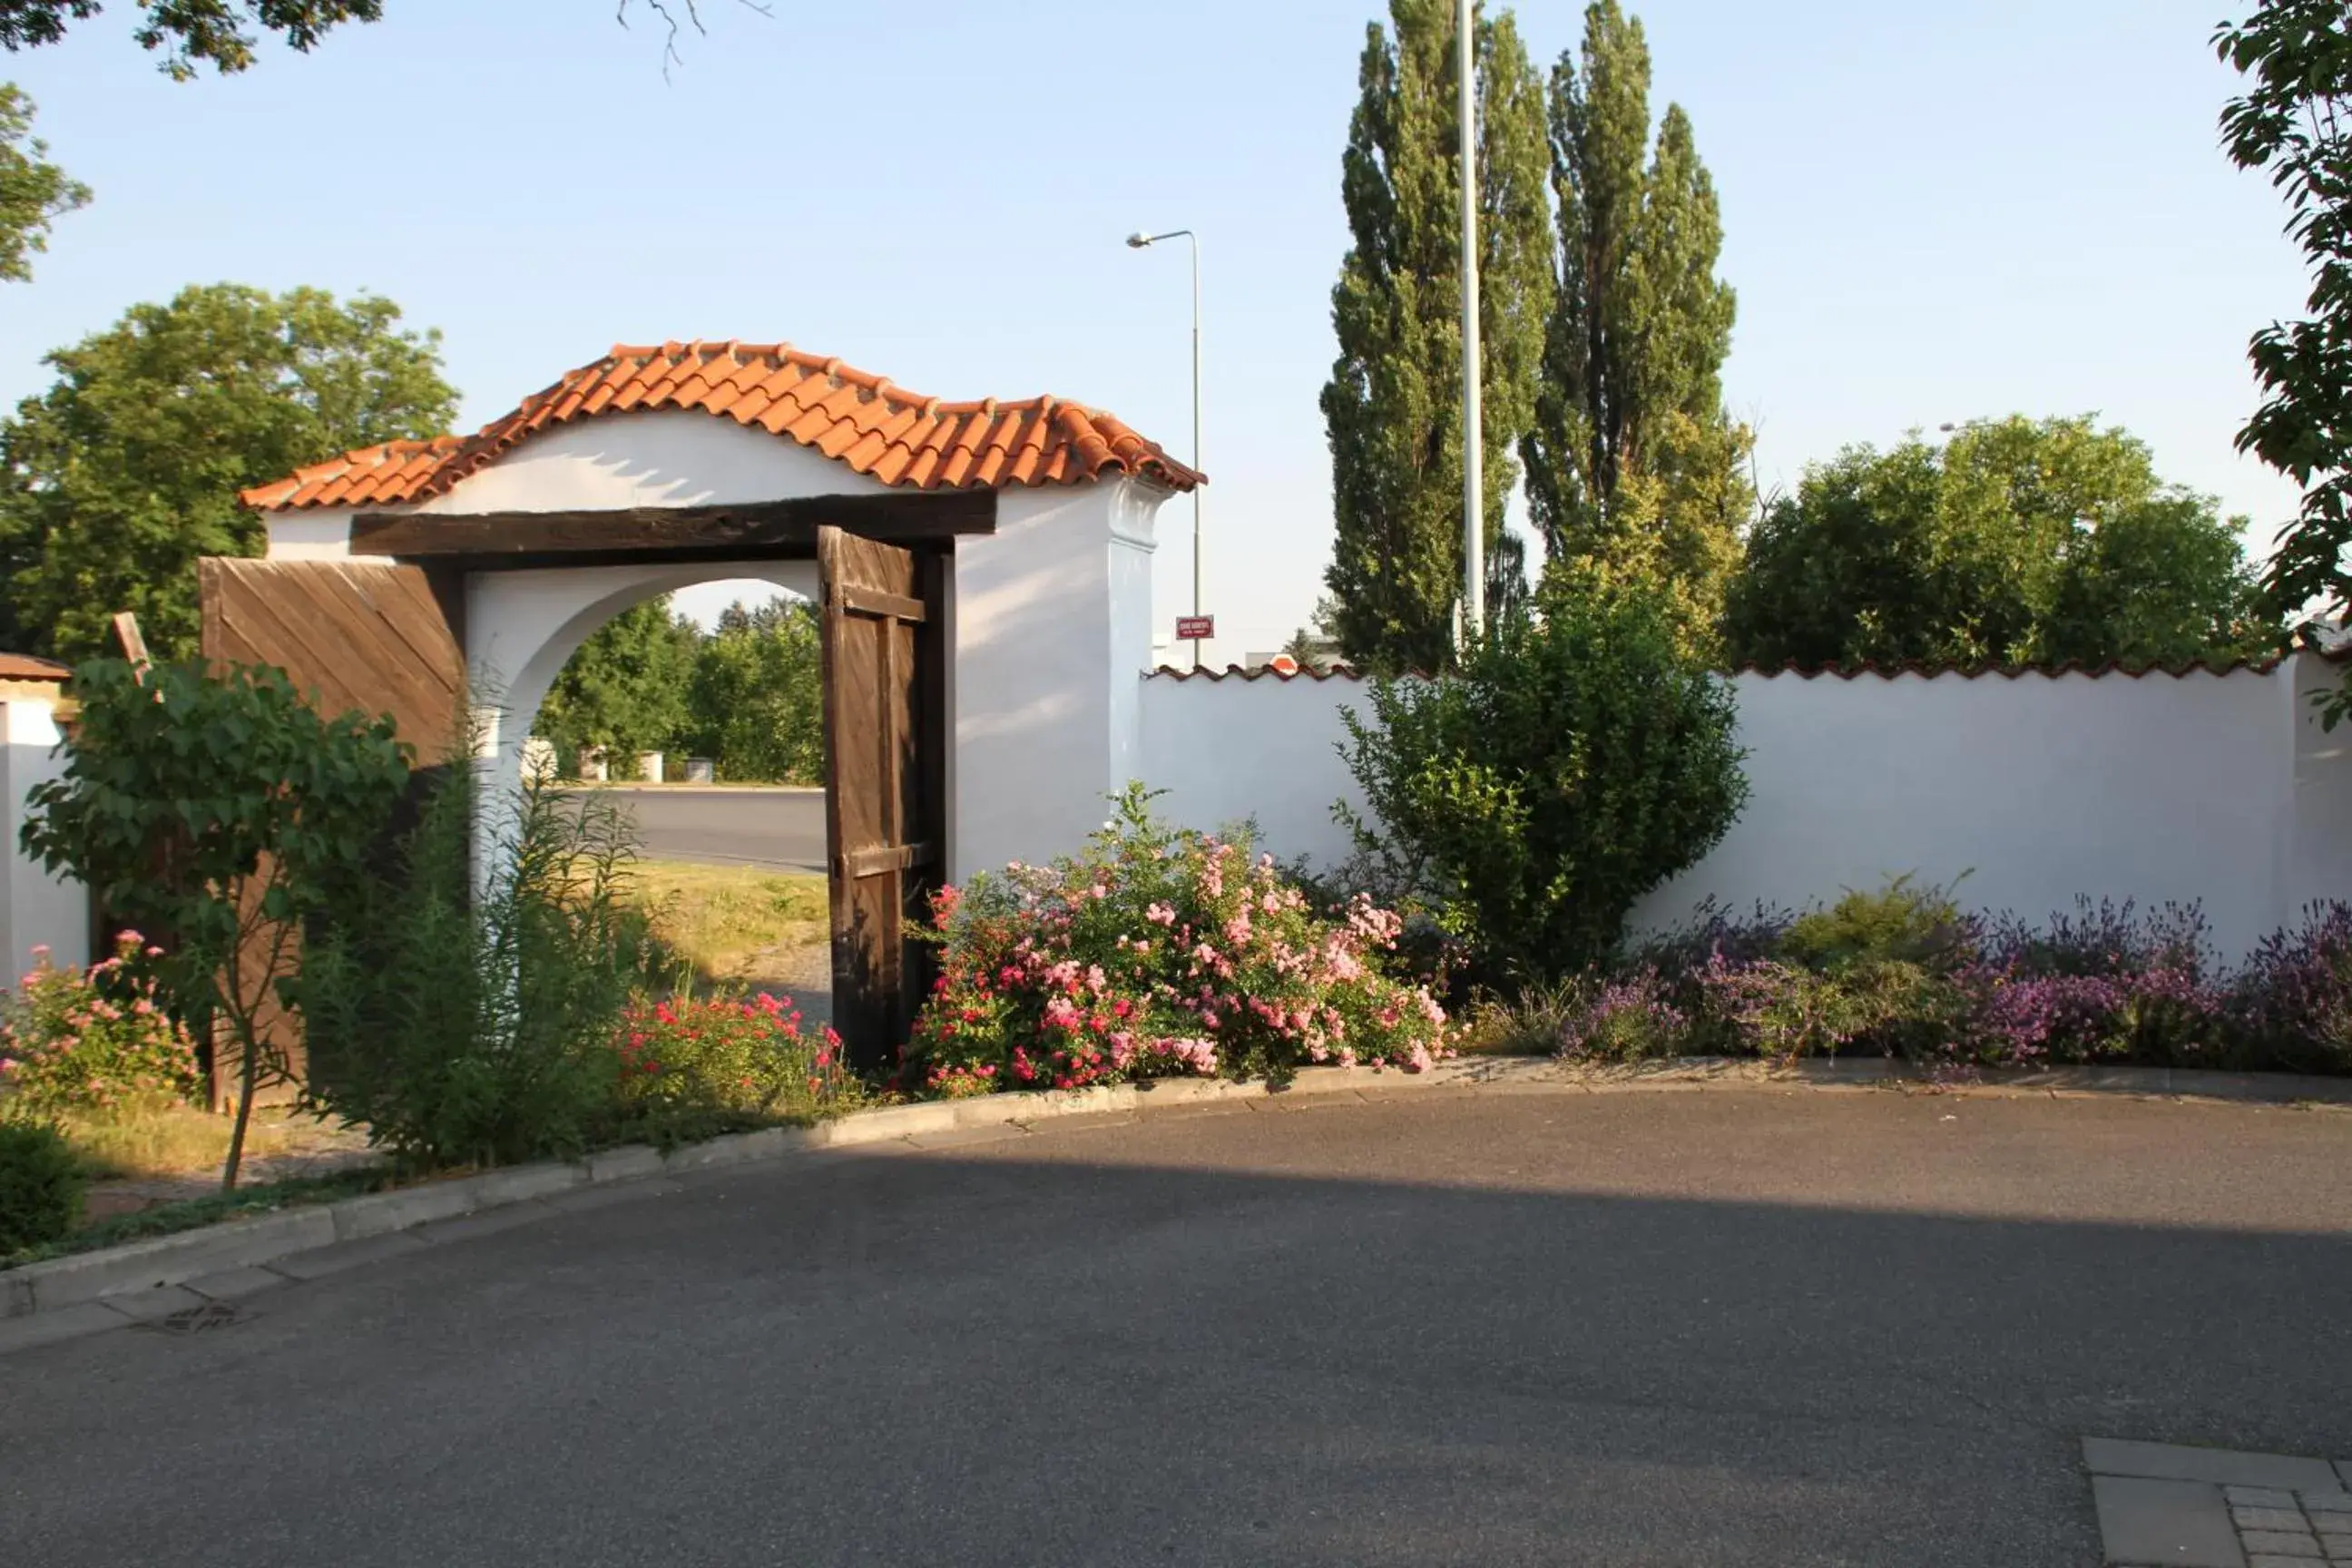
[1,933,201,1117]
[904,789,1449,1097]
[1538,881,2352,1075]
[613,991,853,1132]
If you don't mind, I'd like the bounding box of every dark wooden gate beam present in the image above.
[350,490,995,561]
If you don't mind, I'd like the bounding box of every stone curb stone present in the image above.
[470,1162,588,1204]
[662,1126,817,1172]
[1132,1077,1270,1109]
[330,1181,487,1241]
[585,1145,663,1183]
[8,1206,336,1318]
[827,1102,964,1143]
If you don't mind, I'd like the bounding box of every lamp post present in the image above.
[1126,227,1202,669]
[1458,0,1484,643]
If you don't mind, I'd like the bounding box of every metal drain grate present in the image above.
[141,1300,245,1336]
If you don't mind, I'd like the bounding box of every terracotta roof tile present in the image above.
[243,340,1204,512]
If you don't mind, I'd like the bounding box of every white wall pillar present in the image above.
[948,479,1167,880]
[1,698,87,981]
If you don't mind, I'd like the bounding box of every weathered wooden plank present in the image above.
[839,585,926,623]
[838,842,937,879]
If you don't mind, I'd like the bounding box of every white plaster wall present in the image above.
[2287,655,2352,926]
[418,412,883,514]
[1632,668,2295,956]
[948,478,1168,880]
[264,412,896,560]
[1139,673,1371,867]
[1137,661,2337,960]
[1,698,86,981]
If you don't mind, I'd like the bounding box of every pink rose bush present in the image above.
[0,932,201,1118]
[904,786,1449,1097]
[613,990,853,1119]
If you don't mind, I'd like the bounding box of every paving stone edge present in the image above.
[5,1054,2343,1326]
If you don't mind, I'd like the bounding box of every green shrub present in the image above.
[0,933,202,1116]
[0,1120,86,1254]
[297,768,664,1172]
[1780,876,1975,975]
[1338,569,1748,985]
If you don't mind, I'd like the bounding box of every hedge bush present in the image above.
[0,1120,86,1254]
[1338,569,1748,986]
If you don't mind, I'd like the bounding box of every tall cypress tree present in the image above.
[1321,0,1552,672]
[1523,2,1747,644]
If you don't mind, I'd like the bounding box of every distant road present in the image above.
[603,786,826,873]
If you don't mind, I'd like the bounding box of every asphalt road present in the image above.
[7,1088,2351,1567]
[605,785,827,872]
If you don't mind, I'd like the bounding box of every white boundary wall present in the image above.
[1139,656,2352,961]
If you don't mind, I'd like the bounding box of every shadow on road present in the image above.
[5,1092,2347,1567]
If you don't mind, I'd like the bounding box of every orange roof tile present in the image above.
[242,340,1204,512]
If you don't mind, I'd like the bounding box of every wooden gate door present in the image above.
[198,558,467,1104]
[818,525,945,1072]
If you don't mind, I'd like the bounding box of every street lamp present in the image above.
[1126,228,1203,669]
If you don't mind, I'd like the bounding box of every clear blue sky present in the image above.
[0,0,2312,654]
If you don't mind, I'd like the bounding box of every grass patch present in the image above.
[56,1104,318,1181]
[1,1166,391,1269]
[1455,981,1588,1057]
[626,859,828,990]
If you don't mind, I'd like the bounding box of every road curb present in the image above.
[5,1054,2344,1345]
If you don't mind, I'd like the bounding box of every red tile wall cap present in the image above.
[1726,655,2287,680]
[1145,656,2288,682]
[0,652,71,681]
[241,340,1206,512]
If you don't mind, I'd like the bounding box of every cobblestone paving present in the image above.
[2087,1438,2352,1565]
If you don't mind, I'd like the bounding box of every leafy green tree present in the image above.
[2215,3,2352,716]
[0,0,735,77]
[534,597,701,768]
[0,283,456,663]
[0,83,83,282]
[0,1,380,77]
[685,597,825,783]
[1722,416,2271,669]
[1338,564,1748,984]
[1521,0,1748,646]
[18,659,411,1190]
[1321,0,1552,672]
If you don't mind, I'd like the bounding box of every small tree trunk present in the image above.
[221,1023,260,1191]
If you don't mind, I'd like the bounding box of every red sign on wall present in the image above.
[1175,615,1215,642]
